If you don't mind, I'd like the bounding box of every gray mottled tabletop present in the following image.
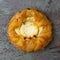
[0,0,60,60]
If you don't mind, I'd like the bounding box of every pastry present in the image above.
[8,8,52,52]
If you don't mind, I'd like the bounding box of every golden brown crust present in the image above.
[8,8,52,52]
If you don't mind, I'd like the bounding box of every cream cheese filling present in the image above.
[15,22,38,37]
[15,17,43,38]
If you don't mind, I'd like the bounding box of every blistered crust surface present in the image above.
[8,8,52,52]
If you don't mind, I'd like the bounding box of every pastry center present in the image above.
[15,21,38,38]
[15,17,43,38]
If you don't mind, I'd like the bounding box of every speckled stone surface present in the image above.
[0,0,60,60]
